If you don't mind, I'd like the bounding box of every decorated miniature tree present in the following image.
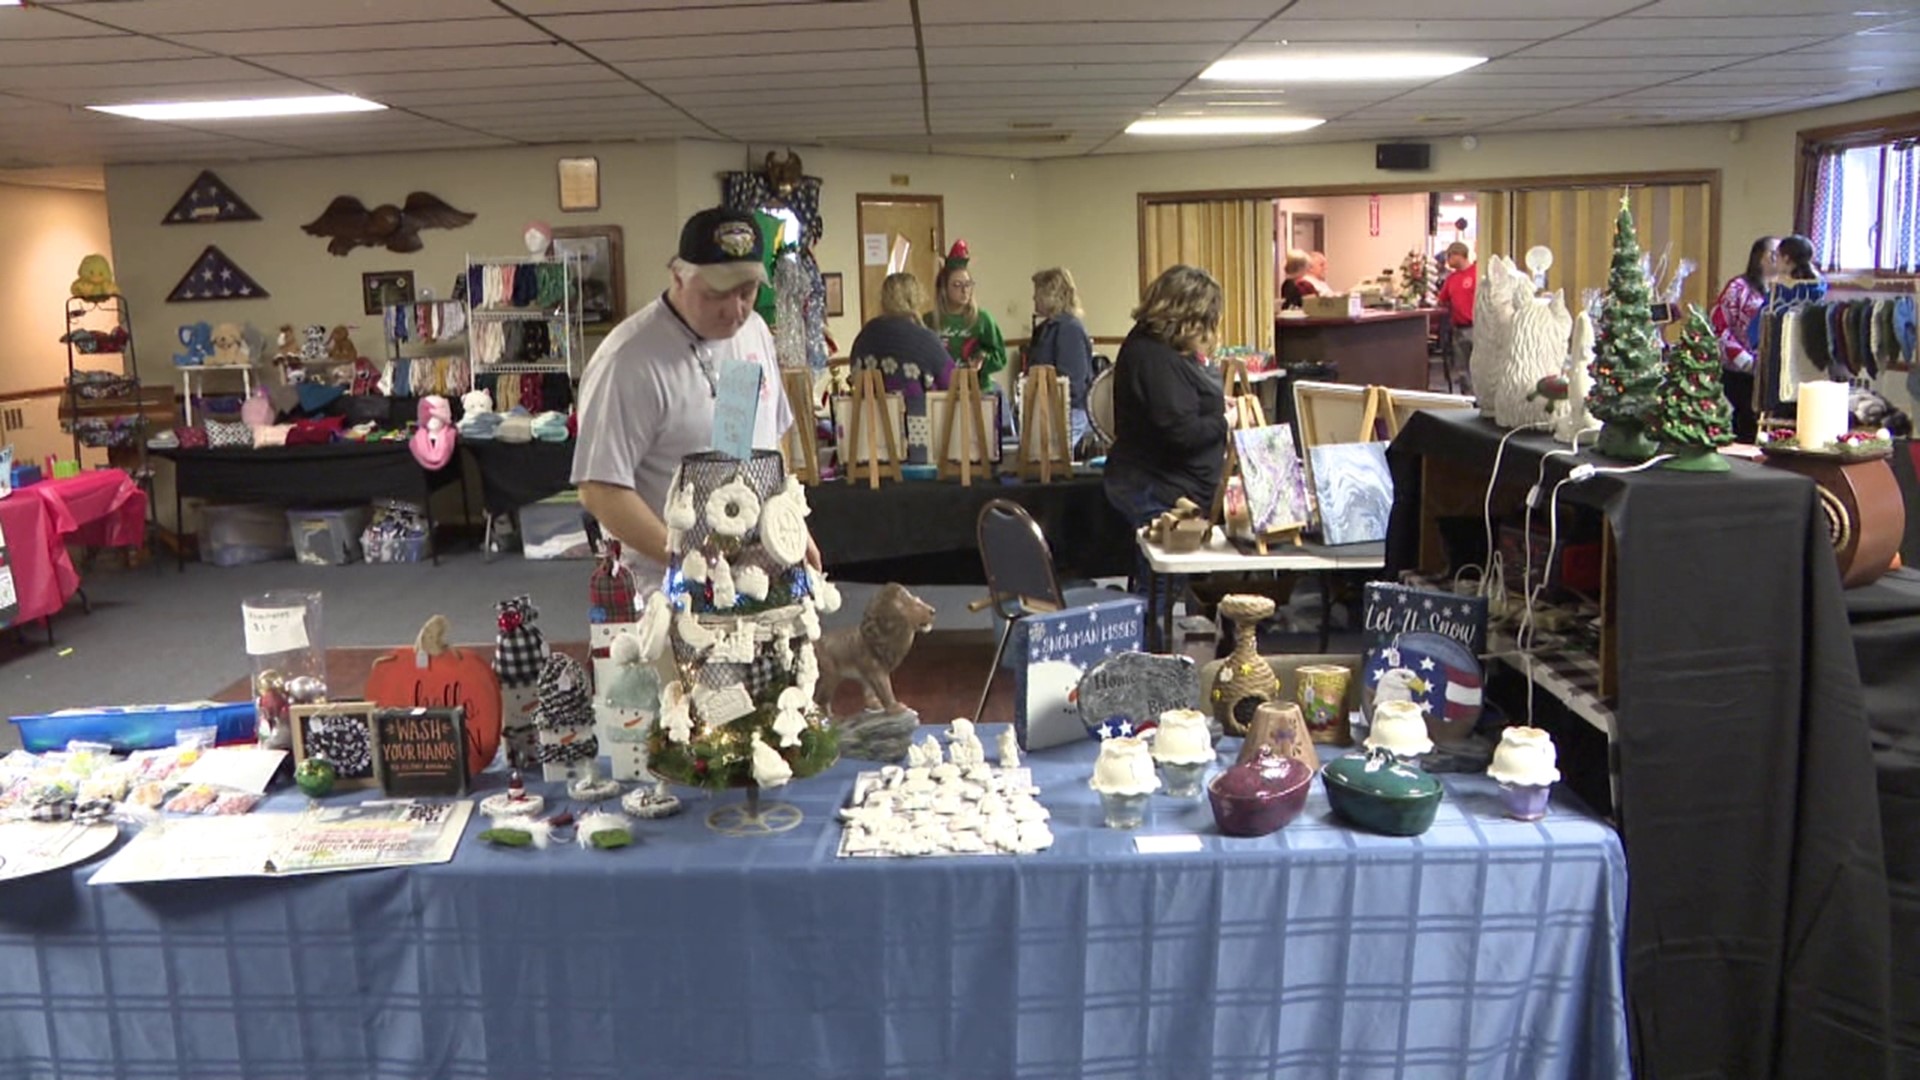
[1588,197,1666,460]
[1651,307,1734,472]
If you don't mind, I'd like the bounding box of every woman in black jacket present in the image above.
[1104,264,1228,625]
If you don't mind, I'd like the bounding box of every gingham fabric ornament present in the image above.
[533,653,598,776]
[588,541,640,624]
[492,595,550,688]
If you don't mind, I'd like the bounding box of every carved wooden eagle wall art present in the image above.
[301,192,476,256]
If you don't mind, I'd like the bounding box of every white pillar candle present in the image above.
[1796,381,1849,451]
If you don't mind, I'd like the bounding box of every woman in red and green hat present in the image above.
[928,240,1007,392]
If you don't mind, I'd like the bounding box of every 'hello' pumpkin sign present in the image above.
[364,614,502,776]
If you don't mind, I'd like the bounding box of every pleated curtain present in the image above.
[1140,199,1275,351]
[1484,182,1715,328]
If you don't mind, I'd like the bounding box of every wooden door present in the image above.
[1291,213,1324,254]
[856,195,944,325]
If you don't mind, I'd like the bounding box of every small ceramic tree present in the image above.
[1651,307,1734,472]
[1589,197,1665,461]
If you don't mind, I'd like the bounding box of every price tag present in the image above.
[243,606,309,656]
[1133,834,1204,855]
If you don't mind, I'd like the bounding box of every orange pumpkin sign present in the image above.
[364,614,503,777]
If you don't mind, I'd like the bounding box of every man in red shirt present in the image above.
[1433,241,1477,391]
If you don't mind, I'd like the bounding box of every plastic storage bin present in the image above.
[521,492,593,560]
[287,506,373,565]
[9,701,256,753]
[200,503,294,566]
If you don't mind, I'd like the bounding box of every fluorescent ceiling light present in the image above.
[1127,116,1325,136]
[1202,53,1487,83]
[88,95,386,121]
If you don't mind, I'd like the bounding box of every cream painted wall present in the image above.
[1278,193,1428,293]
[672,138,1040,353]
[103,143,681,385]
[0,182,113,466]
[1038,87,1920,338]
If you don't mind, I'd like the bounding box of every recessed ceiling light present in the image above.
[1127,116,1325,136]
[1202,53,1487,83]
[87,95,386,121]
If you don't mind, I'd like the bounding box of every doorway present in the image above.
[855,194,944,325]
[1290,212,1324,255]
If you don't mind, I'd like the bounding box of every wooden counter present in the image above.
[1274,308,1430,390]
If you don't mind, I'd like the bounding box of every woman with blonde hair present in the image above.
[1027,267,1095,452]
[849,271,954,463]
[1104,264,1229,625]
[1279,248,1319,310]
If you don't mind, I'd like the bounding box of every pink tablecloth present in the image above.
[28,470,147,549]
[0,489,81,627]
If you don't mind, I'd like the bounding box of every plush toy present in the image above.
[301,325,328,362]
[172,322,214,368]
[272,325,300,361]
[70,255,117,300]
[409,394,456,470]
[209,323,252,367]
[325,326,357,362]
[239,386,275,428]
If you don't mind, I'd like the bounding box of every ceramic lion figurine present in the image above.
[813,583,936,716]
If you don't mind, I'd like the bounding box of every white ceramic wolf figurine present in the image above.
[1495,290,1573,429]
[1554,311,1604,444]
[1470,255,1530,419]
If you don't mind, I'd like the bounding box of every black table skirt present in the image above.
[809,475,1133,584]
[153,443,463,504]
[1845,568,1920,1073]
[1387,410,1894,1080]
[464,440,575,517]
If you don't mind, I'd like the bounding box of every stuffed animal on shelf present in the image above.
[71,255,117,300]
[172,322,214,368]
[325,326,357,362]
[272,325,301,362]
[409,394,456,470]
[209,323,252,367]
[301,325,328,362]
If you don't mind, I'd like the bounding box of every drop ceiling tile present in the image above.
[921,0,1283,23]
[414,96,669,120]
[1579,13,1913,37]
[1640,0,1918,14]
[1515,33,1826,58]
[169,18,553,54]
[1280,0,1641,15]
[0,8,125,40]
[508,0,841,11]
[928,78,1185,96]
[926,43,1226,65]
[0,36,203,67]
[626,49,907,79]
[924,61,1203,81]
[534,1,908,41]
[583,27,916,62]
[262,44,582,77]
[923,20,1258,46]
[668,82,923,107]
[377,83,642,107]
[1475,56,1727,76]
[316,64,622,95]
[1247,17,1590,41]
[60,0,508,34]
[645,67,920,92]
[29,78,324,107]
[0,57,269,92]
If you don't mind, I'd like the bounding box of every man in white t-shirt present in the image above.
[572,206,810,587]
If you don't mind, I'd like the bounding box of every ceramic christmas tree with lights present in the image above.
[1588,197,1666,461]
[1651,307,1734,472]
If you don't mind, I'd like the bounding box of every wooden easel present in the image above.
[1214,359,1304,553]
[845,367,902,489]
[1017,368,1074,483]
[937,364,995,486]
[1354,385,1401,442]
[780,367,821,485]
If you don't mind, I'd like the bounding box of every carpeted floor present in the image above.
[205,631,1015,724]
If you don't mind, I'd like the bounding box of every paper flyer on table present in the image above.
[88,801,471,885]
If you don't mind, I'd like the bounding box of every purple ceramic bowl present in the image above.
[1207,754,1313,837]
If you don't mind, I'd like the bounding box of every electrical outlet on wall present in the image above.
[1,406,24,432]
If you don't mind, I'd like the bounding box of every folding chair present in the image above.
[968,499,1065,722]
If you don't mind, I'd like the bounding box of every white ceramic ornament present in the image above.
[681,549,709,585]
[908,734,944,769]
[795,642,820,700]
[799,600,822,641]
[706,479,760,538]
[664,476,696,533]
[661,683,694,744]
[997,728,1021,769]
[1555,311,1603,444]
[806,565,842,614]
[773,687,810,747]
[946,718,987,767]
[635,591,671,660]
[675,610,717,651]
[711,554,737,609]
[759,489,810,567]
[737,565,770,602]
[750,731,794,788]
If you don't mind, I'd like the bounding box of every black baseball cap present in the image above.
[677,207,767,291]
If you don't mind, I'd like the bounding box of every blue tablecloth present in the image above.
[0,730,1628,1080]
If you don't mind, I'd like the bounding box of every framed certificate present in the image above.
[557,156,600,213]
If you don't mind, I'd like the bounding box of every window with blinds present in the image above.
[1798,113,1920,276]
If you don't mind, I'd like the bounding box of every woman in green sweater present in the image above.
[928,240,1007,392]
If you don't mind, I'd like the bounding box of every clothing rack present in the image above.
[465,253,584,379]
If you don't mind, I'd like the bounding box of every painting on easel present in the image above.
[1231,424,1310,539]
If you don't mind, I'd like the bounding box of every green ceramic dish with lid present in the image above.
[1321,747,1444,836]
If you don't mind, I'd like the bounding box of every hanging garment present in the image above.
[520,373,544,413]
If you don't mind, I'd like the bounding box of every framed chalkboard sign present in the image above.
[372,707,469,798]
[291,701,379,790]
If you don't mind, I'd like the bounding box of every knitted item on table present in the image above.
[530,411,569,442]
[533,652,597,767]
[410,395,457,469]
[497,409,534,444]
[251,424,292,448]
[492,595,551,688]
[520,373,544,412]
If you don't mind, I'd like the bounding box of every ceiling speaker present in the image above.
[1376,143,1432,171]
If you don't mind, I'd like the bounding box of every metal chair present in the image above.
[968,499,1065,722]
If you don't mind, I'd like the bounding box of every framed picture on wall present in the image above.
[822,272,844,317]
[552,225,626,330]
[556,156,600,213]
[361,270,415,316]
